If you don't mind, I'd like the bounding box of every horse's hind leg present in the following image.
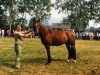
[44,45,51,64]
[66,44,76,62]
[71,45,76,62]
[65,44,72,60]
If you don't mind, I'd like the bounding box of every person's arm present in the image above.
[14,31,32,38]
[23,30,32,34]
[23,32,32,38]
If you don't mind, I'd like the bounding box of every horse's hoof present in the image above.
[45,62,51,65]
[73,60,76,63]
[67,60,70,62]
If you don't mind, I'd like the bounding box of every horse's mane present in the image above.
[38,23,75,36]
[39,23,54,35]
[39,23,50,30]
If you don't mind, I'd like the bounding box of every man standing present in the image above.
[1,29,4,37]
[13,25,32,68]
[0,29,1,37]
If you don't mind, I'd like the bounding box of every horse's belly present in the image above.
[52,42,64,46]
[41,35,67,46]
[52,38,67,46]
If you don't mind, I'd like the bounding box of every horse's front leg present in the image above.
[44,45,51,64]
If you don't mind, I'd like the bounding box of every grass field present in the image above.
[0,37,100,75]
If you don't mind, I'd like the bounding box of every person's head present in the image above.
[16,25,22,31]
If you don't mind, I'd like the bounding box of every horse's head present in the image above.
[32,18,40,35]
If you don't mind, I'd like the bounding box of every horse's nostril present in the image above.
[35,33,39,36]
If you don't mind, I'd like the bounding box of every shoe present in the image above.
[15,58,20,69]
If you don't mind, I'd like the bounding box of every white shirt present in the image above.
[14,31,24,45]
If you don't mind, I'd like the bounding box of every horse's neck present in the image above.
[39,24,49,36]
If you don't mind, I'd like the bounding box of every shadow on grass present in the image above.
[21,57,67,64]
[1,57,68,68]
[0,59,15,69]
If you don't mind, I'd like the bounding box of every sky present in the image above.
[50,0,65,23]
[88,20,100,28]
[50,9,64,23]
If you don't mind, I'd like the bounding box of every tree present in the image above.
[0,0,53,36]
[18,0,54,21]
[89,27,96,32]
[55,0,100,31]
[14,18,27,30]
[2,0,18,36]
[0,0,8,29]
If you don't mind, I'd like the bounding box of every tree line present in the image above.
[0,0,53,31]
[0,0,100,33]
[56,0,100,32]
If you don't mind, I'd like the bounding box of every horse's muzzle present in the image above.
[35,32,39,36]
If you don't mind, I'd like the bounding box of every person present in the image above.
[13,25,32,69]
[6,29,10,37]
[0,29,1,37]
[1,29,4,37]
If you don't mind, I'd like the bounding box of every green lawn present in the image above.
[0,37,100,75]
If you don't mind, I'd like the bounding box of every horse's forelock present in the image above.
[33,17,40,23]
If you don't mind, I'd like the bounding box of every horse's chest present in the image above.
[40,36,52,45]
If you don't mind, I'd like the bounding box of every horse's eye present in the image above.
[35,23,37,26]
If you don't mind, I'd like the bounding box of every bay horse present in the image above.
[32,19,76,64]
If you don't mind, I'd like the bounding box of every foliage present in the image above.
[89,27,96,32]
[0,0,53,30]
[0,0,8,29]
[18,0,54,21]
[0,11,8,29]
[29,18,33,30]
[0,0,17,30]
[55,0,100,31]
[14,18,27,30]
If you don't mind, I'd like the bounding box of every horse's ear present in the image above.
[32,17,40,23]
[33,17,36,22]
[37,18,40,23]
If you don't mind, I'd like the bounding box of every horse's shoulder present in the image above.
[48,29,54,35]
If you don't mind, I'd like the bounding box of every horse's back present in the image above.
[52,30,75,38]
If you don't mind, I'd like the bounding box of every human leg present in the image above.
[14,44,21,68]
